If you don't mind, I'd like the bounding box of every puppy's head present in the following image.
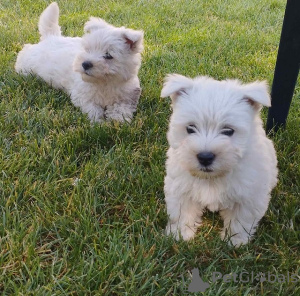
[73,17,143,83]
[161,74,270,178]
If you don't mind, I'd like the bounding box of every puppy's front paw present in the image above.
[229,236,250,247]
[87,106,104,122]
[104,104,133,122]
[221,231,250,247]
[165,222,196,241]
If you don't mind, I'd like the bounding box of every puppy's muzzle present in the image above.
[82,61,93,70]
[197,152,215,167]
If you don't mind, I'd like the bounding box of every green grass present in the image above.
[0,0,299,295]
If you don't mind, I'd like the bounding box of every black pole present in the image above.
[266,0,300,133]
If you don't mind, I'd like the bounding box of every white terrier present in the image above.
[15,2,144,122]
[161,74,278,246]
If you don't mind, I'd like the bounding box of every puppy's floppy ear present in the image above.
[121,28,144,53]
[242,81,271,110]
[161,74,193,102]
[84,17,110,33]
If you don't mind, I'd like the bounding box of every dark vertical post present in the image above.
[266,0,300,133]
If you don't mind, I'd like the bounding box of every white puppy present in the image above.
[161,74,278,246]
[15,2,144,122]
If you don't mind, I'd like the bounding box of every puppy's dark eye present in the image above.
[221,128,234,136]
[186,125,197,134]
[103,52,113,59]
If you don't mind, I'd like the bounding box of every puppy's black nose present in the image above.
[82,61,93,70]
[197,152,215,167]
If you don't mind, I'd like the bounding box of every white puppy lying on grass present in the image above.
[15,2,144,122]
[161,74,278,246]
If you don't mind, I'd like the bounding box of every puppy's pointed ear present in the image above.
[84,17,110,33]
[121,28,144,53]
[242,81,271,110]
[161,74,193,102]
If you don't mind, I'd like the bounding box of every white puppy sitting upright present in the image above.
[15,2,143,122]
[161,74,278,246]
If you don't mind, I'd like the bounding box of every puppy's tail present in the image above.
[38,2,61,40]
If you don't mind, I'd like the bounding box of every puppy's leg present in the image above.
[220,200,269,246]
[81,102,105,122]
[104,103,136,122]
[165,194,203,241]
[104,87,141,122]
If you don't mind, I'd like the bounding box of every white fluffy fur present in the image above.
[15,2,144,122]
[161,74,278,246]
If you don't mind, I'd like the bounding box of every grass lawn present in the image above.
[0,0,299,295]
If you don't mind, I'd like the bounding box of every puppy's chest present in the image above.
[191,181,234,212]
[91,87,122,106]
[90,84,138,107]
[71,82,124,107]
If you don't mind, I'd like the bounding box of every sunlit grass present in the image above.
[0,0,299,295]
